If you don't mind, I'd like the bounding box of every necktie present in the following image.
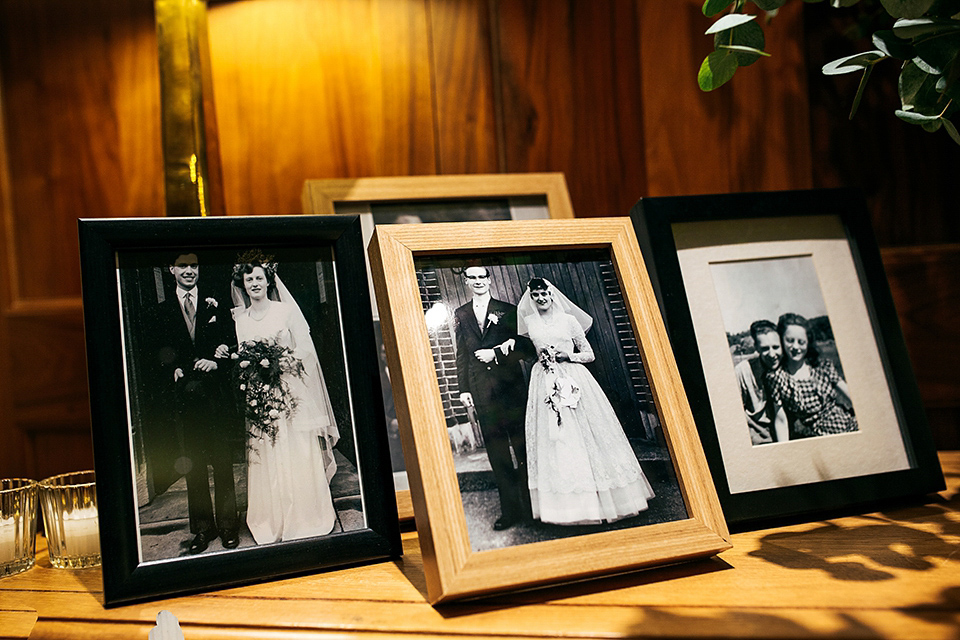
[184,292,196,340]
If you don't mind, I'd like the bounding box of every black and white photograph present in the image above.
[413,249,688,552]
[118,245,364,561]
[710,255,858,447]
[79,215,400,605]
[632,189,945,527]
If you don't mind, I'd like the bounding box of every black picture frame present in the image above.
[630,188,944,530]
[79,214,401,606]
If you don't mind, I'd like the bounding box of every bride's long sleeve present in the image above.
[568,316,595,364]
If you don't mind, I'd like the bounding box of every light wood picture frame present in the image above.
[368,217,730,604]
[302,173,574,520]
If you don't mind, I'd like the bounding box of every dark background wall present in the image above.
[0,0,955,480]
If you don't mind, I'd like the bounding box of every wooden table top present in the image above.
[3,451,959,639]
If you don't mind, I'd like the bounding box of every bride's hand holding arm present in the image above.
[568,319,595,364]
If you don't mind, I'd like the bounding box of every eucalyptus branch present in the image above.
[697,0,960,146]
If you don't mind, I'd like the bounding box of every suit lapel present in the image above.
[480,299,501,338]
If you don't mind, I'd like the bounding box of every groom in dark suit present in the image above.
[153,252,239,553]
[455,265,530,530]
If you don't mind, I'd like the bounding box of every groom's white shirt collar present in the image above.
[472,292,491,326]
[176,286,198,309]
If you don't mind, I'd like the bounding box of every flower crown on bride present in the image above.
[232,249,278,282]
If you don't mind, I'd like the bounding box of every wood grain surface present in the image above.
[1,451,958,639]
[368,219,729,603]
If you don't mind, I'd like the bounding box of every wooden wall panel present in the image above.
[638,0,812,197]
[207,0,437,216]
[496,0,648,217]
[0,0,163,300]
[429,0,500,174]
[0,0,161,479]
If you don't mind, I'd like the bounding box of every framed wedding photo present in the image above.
[630,189,945,529]
[302,173,575,520]
[78,215,401,606]
[368,217,730,603]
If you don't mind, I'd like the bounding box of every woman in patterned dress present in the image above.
[765,313,858,441]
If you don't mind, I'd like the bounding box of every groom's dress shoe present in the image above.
[220,530,240,549]
[189,531,212,554]
[493,516,516,531]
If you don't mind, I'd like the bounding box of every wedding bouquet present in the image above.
[234,338,305,443]
[538,345,581,428]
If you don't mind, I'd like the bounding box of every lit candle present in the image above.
[0,516,15,564]
[60,507,100,558]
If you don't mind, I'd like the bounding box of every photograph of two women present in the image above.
[117,246,363,563]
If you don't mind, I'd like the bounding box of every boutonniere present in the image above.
[487,312,501,325]
[205,297,218,308]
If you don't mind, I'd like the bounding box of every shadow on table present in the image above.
[396,556,732,619]
[749,486,960,582]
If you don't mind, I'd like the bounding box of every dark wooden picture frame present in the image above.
[79,215,400,606]
[630,189,944,529]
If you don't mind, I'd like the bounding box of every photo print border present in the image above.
[302,173,574,521]
[368,217,730,604]
[79,215,401,606]
[630,188,945,530]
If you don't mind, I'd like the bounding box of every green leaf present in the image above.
[942,117,960,144]
[703,0,736,16]
[822,50,886,75]
[922,118,944,131]
[715,20,767,66]
[698,51,739,90]
[912,33,960,75]
[873,30,915,59]
[751,0,789,9]
[719,44,773,56]
[899,60,942,110]
[895,108,942,121]
[706,13,758,34]
[880,0,937,18]
[936,58,960,100]
[892,17,960,38]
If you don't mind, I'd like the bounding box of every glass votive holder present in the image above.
[0,478,38,578]
[39,470,101,569]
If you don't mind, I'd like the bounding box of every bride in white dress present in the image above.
[518,277,655,525]
[231,256,340,544]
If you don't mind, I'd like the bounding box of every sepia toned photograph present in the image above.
[413,249,687,553]
[710,256,857,447]
[79,215,400,605]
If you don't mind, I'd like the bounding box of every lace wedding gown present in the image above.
[235,300,339,544]
[524,312,655,525]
